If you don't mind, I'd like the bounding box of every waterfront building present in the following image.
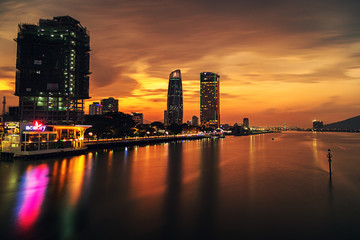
[1,121,90,157]
[200,72,220,128]
[313,120,323,131]
[15,16,90,124]
[166,70,183,125]
[101,97,118,114]
[243,118,249,129]
[192,116,199,126]
[131,112,143,125]
[89,102,102,115]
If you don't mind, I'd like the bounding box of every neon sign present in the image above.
[25,121,46,131]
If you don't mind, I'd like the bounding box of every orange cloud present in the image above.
[1,0,360,127]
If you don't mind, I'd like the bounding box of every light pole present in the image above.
[327,149,332,175]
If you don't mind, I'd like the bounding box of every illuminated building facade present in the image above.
[89,102,102,115]
[15,16,90,124]
[243,118,249,129]
[200,72,220,128]
[313,120,323,131]
[101,97,118,114]
[131,112,143,125]
[192,115,199,126]
[166,69,183,125]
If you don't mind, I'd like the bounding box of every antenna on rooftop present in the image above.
[2,96,6,117]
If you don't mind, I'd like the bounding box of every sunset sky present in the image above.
[0,0,359,127]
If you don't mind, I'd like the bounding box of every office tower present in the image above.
[312,120,323,131]
[243,118,249,129]
[15,16,90,124]
[166,69,183,125]
[89,102,103,115]
[131,112,143,125]
[200,72,220,128]
[5,107,20,122]
[192,115,199,126]
[101,97,118,114]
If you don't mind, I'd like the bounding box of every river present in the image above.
[0,132,359,239]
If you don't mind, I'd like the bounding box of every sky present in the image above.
[0,0,359,127]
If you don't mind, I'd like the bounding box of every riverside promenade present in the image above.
[85,134,210,150]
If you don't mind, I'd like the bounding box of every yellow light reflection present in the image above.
[68,155,86,207]
[59,159,67,190]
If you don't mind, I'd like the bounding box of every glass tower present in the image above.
[15,16,90,124]
[200,72,220,128]
[166,69,183,125]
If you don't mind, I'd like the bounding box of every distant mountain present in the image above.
[324,115,360,130]
[143,118,152,124]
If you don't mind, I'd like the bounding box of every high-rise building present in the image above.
[131,112,143,125]
[166,69,183,125]
[243,118,249,129]
[101,97,118,114]
[89,102,102,115]
[192,115,199,126]
[15,16,90,124]
[200,72,220,128]
[313,120,323,131]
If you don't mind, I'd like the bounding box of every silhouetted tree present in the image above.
[167,123,183,135]
[84,112,136,138]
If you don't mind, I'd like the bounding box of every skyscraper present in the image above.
[192,115,199,126]
[15,16,90,124]
[313,120,323,131]
[243,118,249,129]
[89,102,103,115]
[101,97,118,114]
[200,72,220,128]
[131,112,143,125]
[166,69,183,125]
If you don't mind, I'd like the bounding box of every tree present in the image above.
[167,123,183,135]
[84,112,136,138]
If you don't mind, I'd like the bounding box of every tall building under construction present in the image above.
[165,69,183,125]
[200,72,220,128]
[15,16,90,124]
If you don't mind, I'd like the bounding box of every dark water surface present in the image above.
[1,132,360,239]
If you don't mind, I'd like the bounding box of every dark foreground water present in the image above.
[0,132,360,240]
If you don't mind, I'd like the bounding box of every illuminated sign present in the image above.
[5,122,19,129]
[25,121,46,131]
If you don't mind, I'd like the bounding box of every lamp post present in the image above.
[327,149,332,175]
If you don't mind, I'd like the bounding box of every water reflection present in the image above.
[16,164,49,233]
[196,139,219,238]
[67,155,86,206]
[1,133,360,239]
[312,135,319,163]
[163,143,183,239]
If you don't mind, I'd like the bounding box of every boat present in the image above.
[1,121,91,159]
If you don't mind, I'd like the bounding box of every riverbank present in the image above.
[0,134,210,161]
[85,134,210,150]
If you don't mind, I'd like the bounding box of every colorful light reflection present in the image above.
[16,164,49,232]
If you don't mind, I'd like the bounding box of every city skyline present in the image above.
[1,0,360,127]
